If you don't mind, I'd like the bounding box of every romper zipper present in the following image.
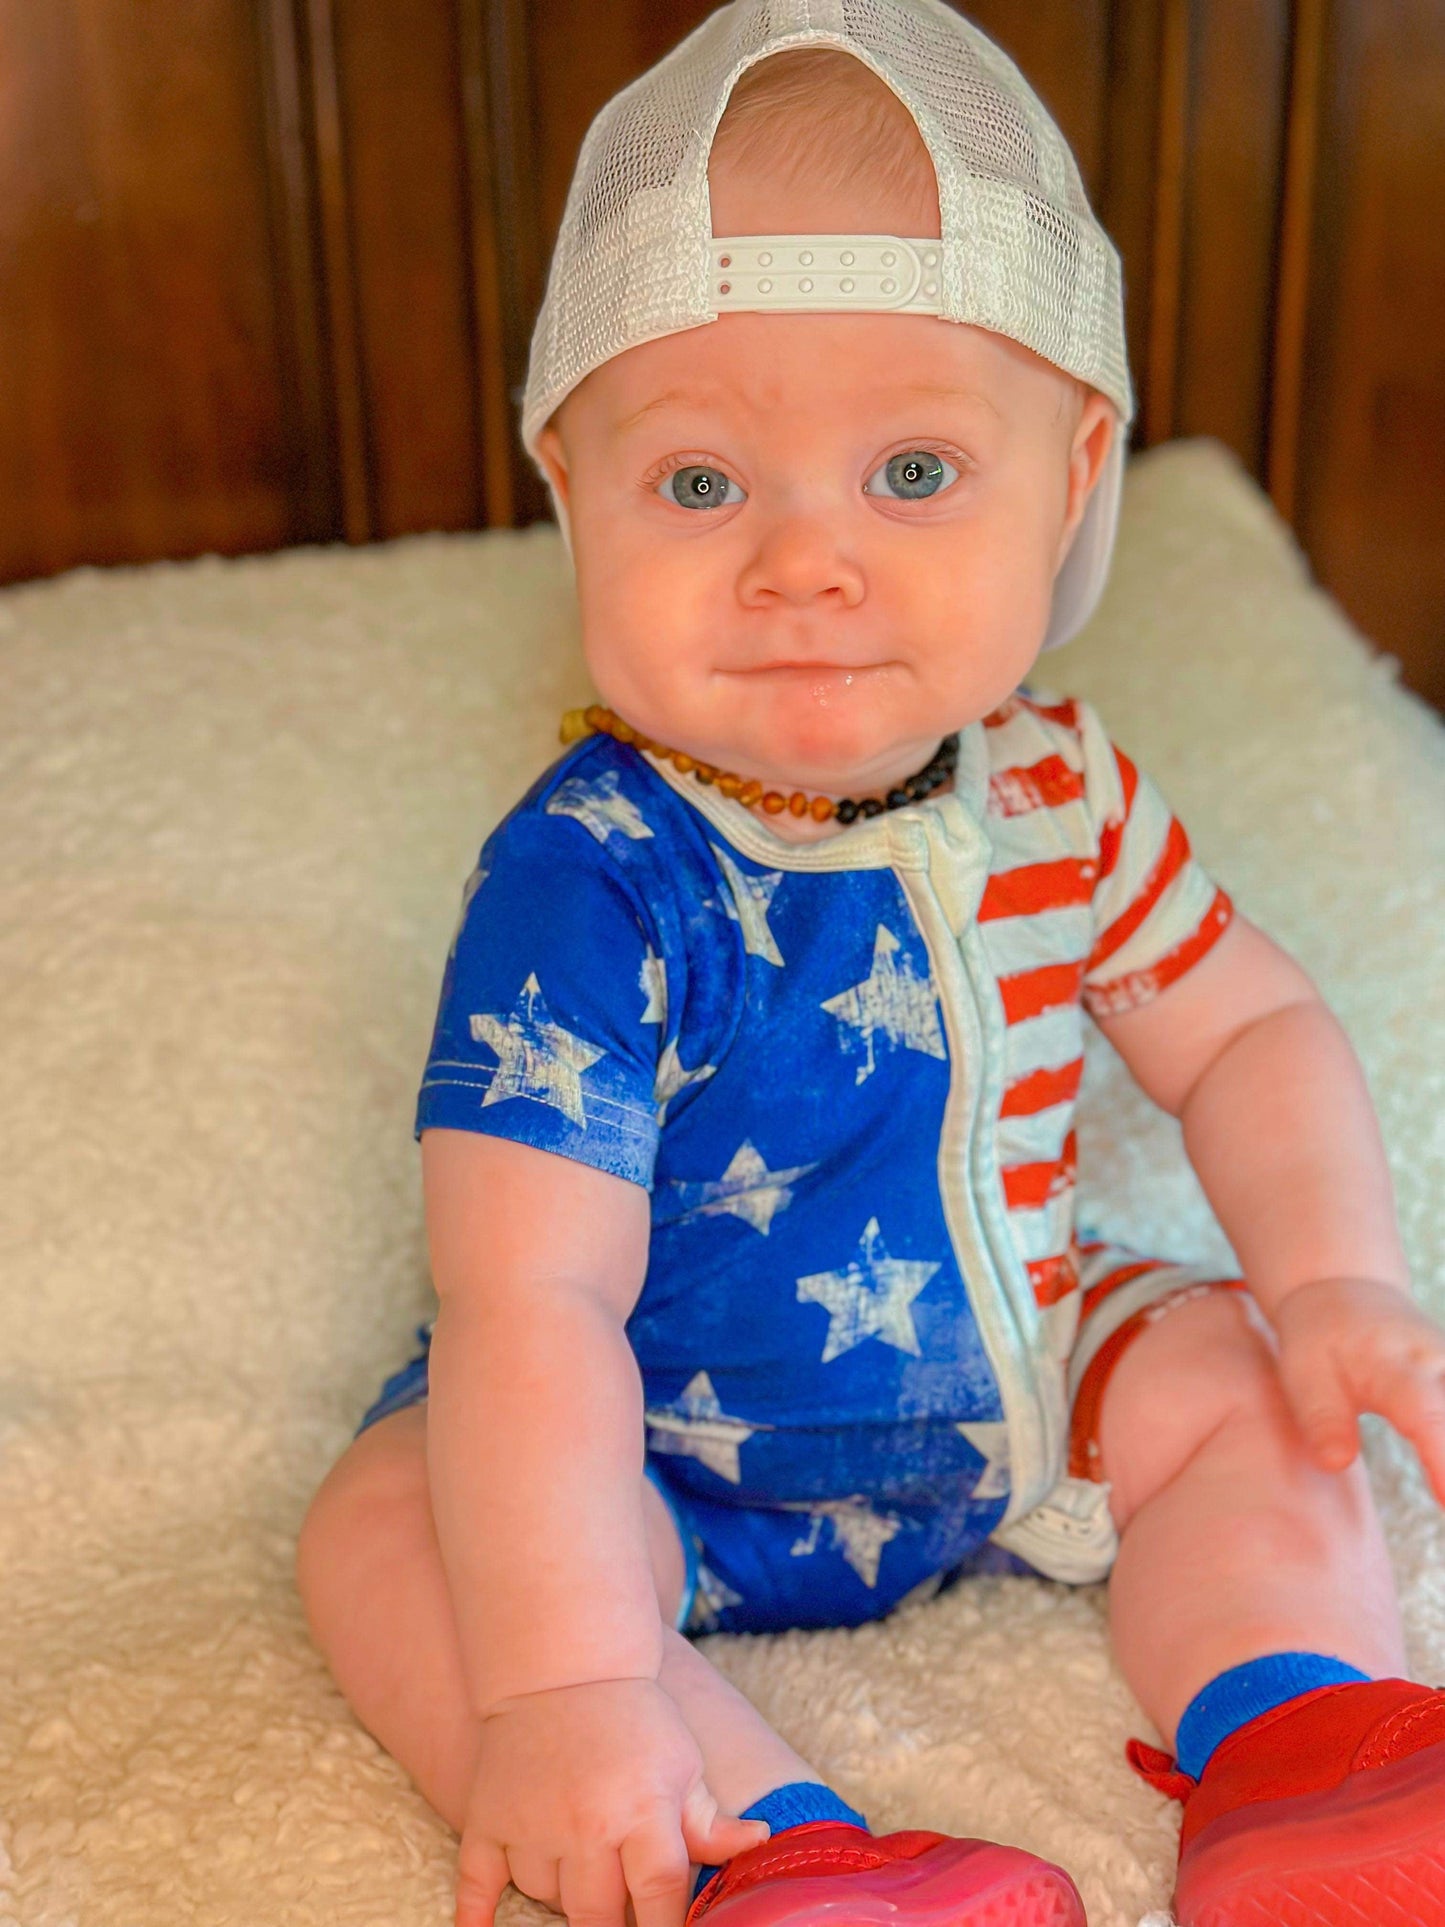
[905,803,1120,1582]
[894,811,1055,1526]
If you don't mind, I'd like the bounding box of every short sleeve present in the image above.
[1076,704,1234,1018]
[413,811,664,1188]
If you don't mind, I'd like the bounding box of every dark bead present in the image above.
[886,787,911,809]
[859,797,885,818]
[835,798,860,824]
[905,773,932,799]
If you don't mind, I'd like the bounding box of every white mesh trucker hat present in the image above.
[521,0,1137,653]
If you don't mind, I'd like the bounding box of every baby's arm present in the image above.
[1095,910,1445,1500]
[422,1129,764,1927]
[424,1128,662,1703]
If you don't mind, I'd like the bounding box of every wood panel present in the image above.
[1175,0,1291,474]
[0,0,328,576]
[1294,0,1445,711]
[323,0,485,538]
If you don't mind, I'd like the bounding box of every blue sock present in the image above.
[1174,1652,1373,1780]
[691,1781,869,1901]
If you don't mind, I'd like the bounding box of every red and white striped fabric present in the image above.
[976,689,1241,1399]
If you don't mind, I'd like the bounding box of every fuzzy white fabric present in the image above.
[2,437,1442,1927]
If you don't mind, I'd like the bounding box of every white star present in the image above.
[956,1420,1011,1500]
[689,1560,744,1632]
[654,1036,717,1124]
[821,924,946,1084]
[788,1498,903,1589]
[796,1217,940,1363]
[638,947,667,1025]
[470,973,604,1128]
[546,769,653,844]
[710,843,785,966]
[645,1371,761,1483]
[447,860,490,960]
[688,1139,814,1235]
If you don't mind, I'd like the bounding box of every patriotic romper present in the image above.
[356,687,1247,1635]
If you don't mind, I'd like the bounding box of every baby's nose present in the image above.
[736,513,866,609]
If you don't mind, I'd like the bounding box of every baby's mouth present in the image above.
[727,660,891,680]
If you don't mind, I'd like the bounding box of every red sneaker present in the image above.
[683,1820,1086,1927]
[1127,1677,1445,1925]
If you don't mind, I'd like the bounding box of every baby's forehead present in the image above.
[565,313,1073,445]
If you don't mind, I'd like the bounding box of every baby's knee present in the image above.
[1099,1289,1288,1527]
[295,1407,430,1616]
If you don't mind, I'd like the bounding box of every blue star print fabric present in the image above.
[415,733,1013,1631]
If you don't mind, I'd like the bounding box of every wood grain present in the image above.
[327,0,489,535]
[0,0,320,572]
[1293,0,1445,709]
[1177,0,1290,474]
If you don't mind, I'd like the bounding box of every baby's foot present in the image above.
[1128,1677,1445,1924]
[683,1819,1085,1927]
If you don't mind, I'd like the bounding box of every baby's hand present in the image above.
[455,1676,769,1927]
[1273,1276,1445,1506]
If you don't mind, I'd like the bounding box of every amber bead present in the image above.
[565,707,955,826]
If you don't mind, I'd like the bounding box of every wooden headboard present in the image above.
[4,0,1442,709]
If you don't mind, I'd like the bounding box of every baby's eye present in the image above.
[657,464,747,509]
[864,449,960,501]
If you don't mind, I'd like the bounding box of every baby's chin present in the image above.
[694,689,959,795]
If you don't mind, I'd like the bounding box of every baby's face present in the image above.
[536,182,1114,813]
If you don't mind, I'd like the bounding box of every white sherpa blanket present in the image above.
[2,438,1442,1927]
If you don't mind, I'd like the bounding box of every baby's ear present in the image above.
[1056,391,1116,568]
[533,420,571,512]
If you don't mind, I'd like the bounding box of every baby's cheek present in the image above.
[912,567,1040,696]
[577,598,703,731]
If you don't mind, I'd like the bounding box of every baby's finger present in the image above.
[1278,1342,1360,1471]
[1384,1370,1445,1509]
[679,1781,770,1869]
[506,1848,562,1911]
[558,1846,630,1927]
[454,1835,511,1927]
[619,1816,692,1927]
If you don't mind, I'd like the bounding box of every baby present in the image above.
[296,7,1445,1926]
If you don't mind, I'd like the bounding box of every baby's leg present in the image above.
[1096,1287,1407,1748]
[294,1403,825,1838]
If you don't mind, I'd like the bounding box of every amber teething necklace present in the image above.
[560,703,958,825]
